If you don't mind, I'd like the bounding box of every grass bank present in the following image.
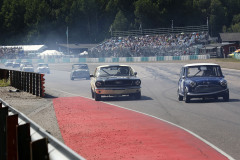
[0,79,10,87]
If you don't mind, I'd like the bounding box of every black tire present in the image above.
[91,89,94,98]
[184,89,190,103]
[134,92,141,100]
[177,89,183,101]
[223,93,229,102]
[178,94,183,101]
[94,92,101,101]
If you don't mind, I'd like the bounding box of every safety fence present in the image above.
[112,25,208,37]
[0,54,211,64]
[0,100,85,160]
[0,69,45,97]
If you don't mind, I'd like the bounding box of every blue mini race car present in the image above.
[178,63,229,103]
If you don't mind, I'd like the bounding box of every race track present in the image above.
[1,62,240,159]
[43,62,240,159]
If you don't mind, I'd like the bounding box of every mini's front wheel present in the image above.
[223,93,229,102]
[178,94,183,101]
[184,89,190,103]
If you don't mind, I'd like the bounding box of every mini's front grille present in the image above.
[194,85,223,93]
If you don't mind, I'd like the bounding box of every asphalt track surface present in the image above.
[42,62,239,160]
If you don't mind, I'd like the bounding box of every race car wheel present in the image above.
[91,89,94,98]
[184,89,190,103]
[177,89,183,101]
[223,93,229,102]
[94,92,101,101]
[134,92,141,100]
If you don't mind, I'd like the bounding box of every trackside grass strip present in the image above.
[0,79,10,87]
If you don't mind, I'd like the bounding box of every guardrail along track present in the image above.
[0,100,85,160]
[0,69,45,97]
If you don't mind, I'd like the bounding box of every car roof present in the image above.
[97,64,131,68]
[73,63,87,65]
[184,63,219,67]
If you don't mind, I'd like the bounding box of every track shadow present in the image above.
[99,95,153,102]
[186,98,240,103]
[44,93,58,99]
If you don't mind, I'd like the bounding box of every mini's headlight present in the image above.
[220,80,227,87]
[134,80,141,86]
[95,81,103,87]
[189,81,196,88]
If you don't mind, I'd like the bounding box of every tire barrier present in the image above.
[0,100,86,160]
[0,69,45,97]
[0,54,210,64]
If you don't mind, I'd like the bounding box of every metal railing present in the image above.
[0,100,85,160]
[0,69,45,97]
[112,25,208,37]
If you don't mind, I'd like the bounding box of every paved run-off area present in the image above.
[53,96,230,160]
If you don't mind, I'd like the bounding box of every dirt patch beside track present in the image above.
[0,86,66,142]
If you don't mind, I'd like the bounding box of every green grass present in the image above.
[213,58,240,63]
[0,79,10,87]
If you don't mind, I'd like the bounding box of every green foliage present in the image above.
[0,79,10,87]
[112,10,129,31]
[0,0,239,45]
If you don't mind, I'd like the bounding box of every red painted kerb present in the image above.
[53,97,229,160]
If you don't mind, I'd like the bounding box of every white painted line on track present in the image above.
[49,88,235,160]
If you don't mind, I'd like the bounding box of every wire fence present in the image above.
[112,25,208,37]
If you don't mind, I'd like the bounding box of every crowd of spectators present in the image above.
[89,32,209,58]
[0,47,24,59]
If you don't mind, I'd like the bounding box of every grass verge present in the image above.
[0,79,10,87]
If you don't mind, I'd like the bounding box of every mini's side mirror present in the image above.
[90,74,94,77]
[134,72,137,75]
[182,76,185,79]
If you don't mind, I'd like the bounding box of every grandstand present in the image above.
[89,25,209,58]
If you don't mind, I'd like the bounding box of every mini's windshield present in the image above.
[97,66,133,77]
[187,65,222,77]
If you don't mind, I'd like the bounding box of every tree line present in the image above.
[0,0,240,46]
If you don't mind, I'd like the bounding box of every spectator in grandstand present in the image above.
[0,47,24,59]
[89,31,209,58]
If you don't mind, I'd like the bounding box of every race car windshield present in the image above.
[187,66,222,77]
[97,66,133,77]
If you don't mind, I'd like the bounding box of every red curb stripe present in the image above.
[53,97,228,160]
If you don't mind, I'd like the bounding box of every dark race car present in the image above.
[90,65,141,101]
[36,63,50,74]
[70,64,90,80]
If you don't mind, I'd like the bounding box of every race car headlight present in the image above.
[220,80,227,87]
[134,80,141,86]
[95,81,103,87]
[189,81,196,88]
